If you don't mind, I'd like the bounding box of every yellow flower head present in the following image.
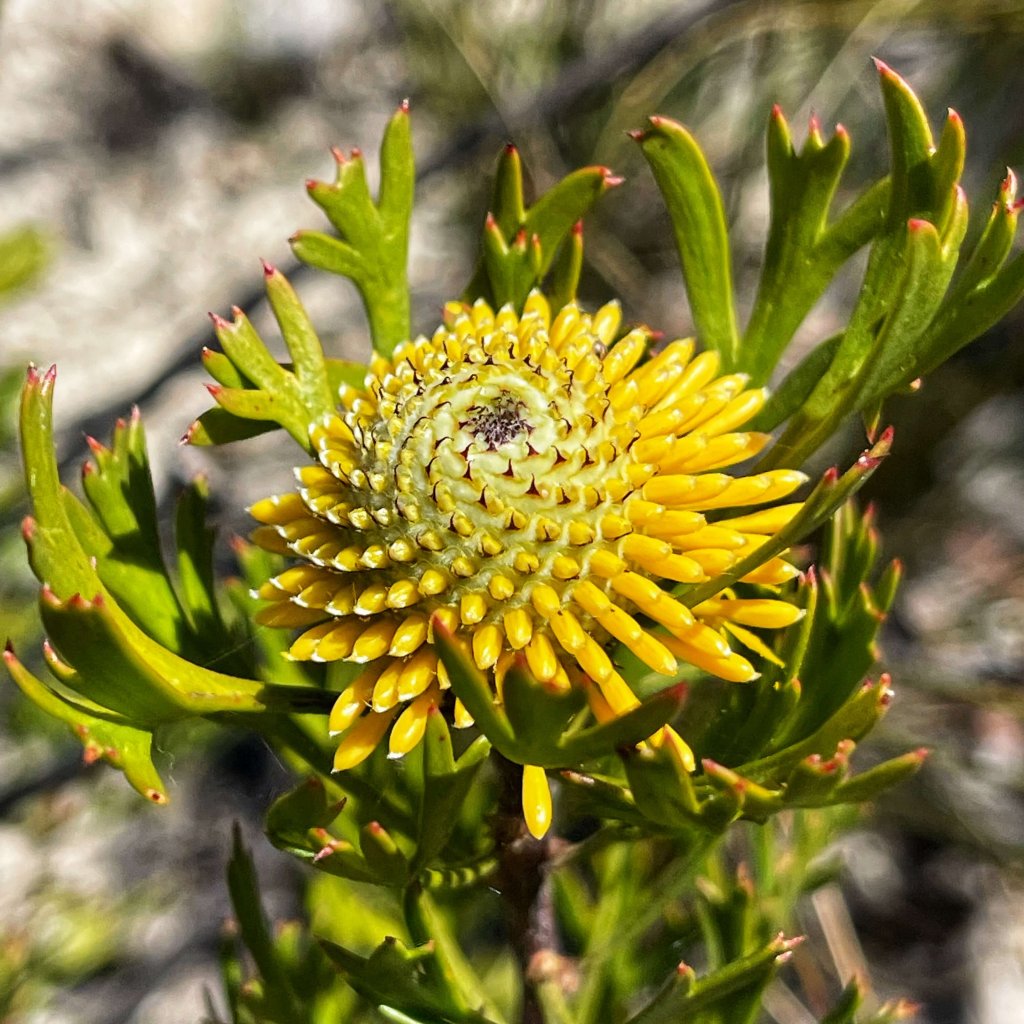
[249,293,806,835]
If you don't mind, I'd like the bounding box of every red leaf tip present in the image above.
[872,56,893,74]
[399,97,410,113]
[260,257,277,277]
[626,128,645,141]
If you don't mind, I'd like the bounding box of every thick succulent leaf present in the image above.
[3,643,167,802]
[769,503,902,748]
[635,116,741,369]
[464,149,619,310]
[198,286,336,450]
[188,281,369,451]
[16,367,334,730]
[227,825,305,1022]
[904,170,1024,384]
[293,102,413,356]
[544,220,584,310]
[764,65,972,466]
[743,109,884,385]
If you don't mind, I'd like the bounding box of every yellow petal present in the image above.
[661,635,757,683]
[350,621,398,663]
[388,689,438,758]
[525,632,559,682]
[693,598,804,629]
[332,708,398,771]
[397,649,438,702]
[328,670,377,735]
[522,765,552,840]
[388,614,429,657]
[472,623,503,670]
[453,698,475,729]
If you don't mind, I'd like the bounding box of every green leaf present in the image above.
[624,935,799,1024]
[737,676,892,785]
[761,66,976,466]
[403,887,509,1024]
[3,643,167,802]
[411,708,491,873]
[557,683,688,763]
[226,825,304,1021]
[464,152,619,310]
[319,934,499,1024]
[17,368,334,731]
[263,262,335,415]
[742,109,867,384]
[294,103,413,356]
[635,116,740,369]
[183,407,281,446]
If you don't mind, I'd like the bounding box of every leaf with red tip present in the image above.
[294,104,413,356]
[636,115,740,369]
[624,933,797,1023]
[464,159,618,309]
[743,101,883,386]
[3,643,168,802]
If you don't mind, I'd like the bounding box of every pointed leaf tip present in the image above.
[260,258,277,277]
[399,97,410,113]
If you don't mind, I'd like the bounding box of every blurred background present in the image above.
[0,1,1022,1021]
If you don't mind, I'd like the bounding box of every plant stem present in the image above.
[492,752,563,1024]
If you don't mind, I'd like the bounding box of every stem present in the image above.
[492,753,564,1024]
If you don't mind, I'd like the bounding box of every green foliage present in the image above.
[6,366,334,799]
[4,65,1020,1024]
[464,145,619,310]
[188,266,366,451]
[640,61,1024,466]
[292,102,414,357]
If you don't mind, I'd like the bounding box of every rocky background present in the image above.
[0,1,1022,1021]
